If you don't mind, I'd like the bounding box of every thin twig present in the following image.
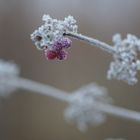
[65,32,116,54]
[96,103,140,123]
[6,78,70,102]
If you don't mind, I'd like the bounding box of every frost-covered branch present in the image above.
[65,31,115,54]
[0,59,140,131]
[30,15,140,85]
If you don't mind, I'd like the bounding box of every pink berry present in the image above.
[57,50,68,60]
[44,49,57,60]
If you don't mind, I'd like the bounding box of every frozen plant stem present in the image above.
[3,77,140,123]
[65,31,116,54]
[96,103,140,123]
[5,77,69,102]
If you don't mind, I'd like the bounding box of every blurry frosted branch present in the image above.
[65,83,140,131]
[0,60,140,131]
[0,59,20,97]
[4,77,70,102]
[31,15,140,85]
[0,60,68,101]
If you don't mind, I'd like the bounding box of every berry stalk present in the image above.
[65,31,116,54]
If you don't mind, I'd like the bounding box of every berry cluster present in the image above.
[44,37,72,60]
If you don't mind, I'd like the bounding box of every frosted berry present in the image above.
[44,49,57,60]
[52,41,63,51]
[61,37,72,48]
[57,50,68,60]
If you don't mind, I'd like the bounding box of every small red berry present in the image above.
[44,49,57,60]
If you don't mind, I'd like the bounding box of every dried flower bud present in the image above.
[64,83,112,131]
[107,34,140,85]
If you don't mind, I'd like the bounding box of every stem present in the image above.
[7,78,70,102]
[97,103,140,123]
[4,77,140,123]
[66,32,116,54]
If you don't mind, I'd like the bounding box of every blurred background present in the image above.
[0,0,140,140]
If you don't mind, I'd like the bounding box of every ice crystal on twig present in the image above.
[0,59,19,97]
[31,15,77,60]
[107,34,140,85]
[64,83,112,131]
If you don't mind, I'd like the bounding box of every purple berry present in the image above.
[61,37,72,48]
[52,37,72,52]
[57,50,68,60]
[52,41,63,51]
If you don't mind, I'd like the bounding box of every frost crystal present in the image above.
[0,60,20,97]
[64,83,112,131]
[31,15,76,60]
[31,15,77,50]
[107,34,140,85]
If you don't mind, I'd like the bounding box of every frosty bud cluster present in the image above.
[31,15,77,60]
[107,34,140,85]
